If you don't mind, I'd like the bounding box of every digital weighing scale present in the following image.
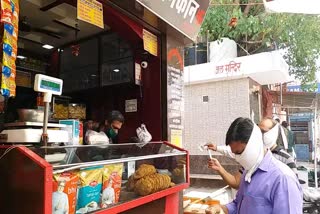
[0,122,69,143]
[0,74,69,144]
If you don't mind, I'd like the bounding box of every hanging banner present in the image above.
[77,0,104,29]
[263,0,320,14]
[143,29,158,56]
[0,0,19,97]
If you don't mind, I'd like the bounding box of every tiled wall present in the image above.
[184,78,251,155]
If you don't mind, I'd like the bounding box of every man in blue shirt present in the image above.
[207,117,302,214]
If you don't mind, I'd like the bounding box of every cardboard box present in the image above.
[59,119,80,145]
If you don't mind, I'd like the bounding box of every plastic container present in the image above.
[52,96,70,119]
[68,103,86,120]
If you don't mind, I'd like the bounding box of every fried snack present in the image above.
[126,175,138,191]
[134,176,154,196]
[133,164,156,179]
[134,173,174,196]
[173,157,186,177]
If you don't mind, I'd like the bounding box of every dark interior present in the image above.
[3,0,163,142]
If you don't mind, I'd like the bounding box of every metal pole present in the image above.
[314,95,318,188]
[42,102,49,147]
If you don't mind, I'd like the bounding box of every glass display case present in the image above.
[0,142,189,214]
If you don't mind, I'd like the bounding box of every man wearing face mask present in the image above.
[102,110,124,144]
[259,117,297,174]
[207,117,302,214]
[272,115,289,150]
[207,117,298,189]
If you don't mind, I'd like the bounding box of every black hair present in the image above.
[107,110,124,124]
[98,122,106,132]
[281,121,288,128]
[226,117,254,145]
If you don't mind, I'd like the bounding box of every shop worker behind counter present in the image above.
[100,110,124,144]
[206,118,302,214]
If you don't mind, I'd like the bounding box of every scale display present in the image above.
[34,74,63,95]
[40,79,60,92]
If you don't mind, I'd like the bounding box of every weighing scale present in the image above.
[0,74,69,144]
[1,122,69,143]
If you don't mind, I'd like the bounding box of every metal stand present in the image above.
[41,102,50,147]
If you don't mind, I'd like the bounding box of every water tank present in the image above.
[209,38,237,63]
[184,43,207,66]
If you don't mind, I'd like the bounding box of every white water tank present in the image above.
[209,38,237,63]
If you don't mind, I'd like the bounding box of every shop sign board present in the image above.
[136,0,210,41]
[77,0,104,29]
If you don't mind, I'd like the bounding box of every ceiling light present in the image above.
[113,69,120,73]
[42,44,54,49]
[17,55,26,59]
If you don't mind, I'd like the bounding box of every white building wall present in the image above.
[184,78,251,155]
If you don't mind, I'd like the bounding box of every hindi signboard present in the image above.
[136,0,210,41]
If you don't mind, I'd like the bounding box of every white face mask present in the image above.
[234,124,264,183]
[263,123,279,149]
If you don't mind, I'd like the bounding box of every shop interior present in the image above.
[2,0,163,143]
[0,1,190,213]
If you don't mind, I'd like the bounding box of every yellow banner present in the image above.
[143,29,158,56]
[77,0,104,29]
